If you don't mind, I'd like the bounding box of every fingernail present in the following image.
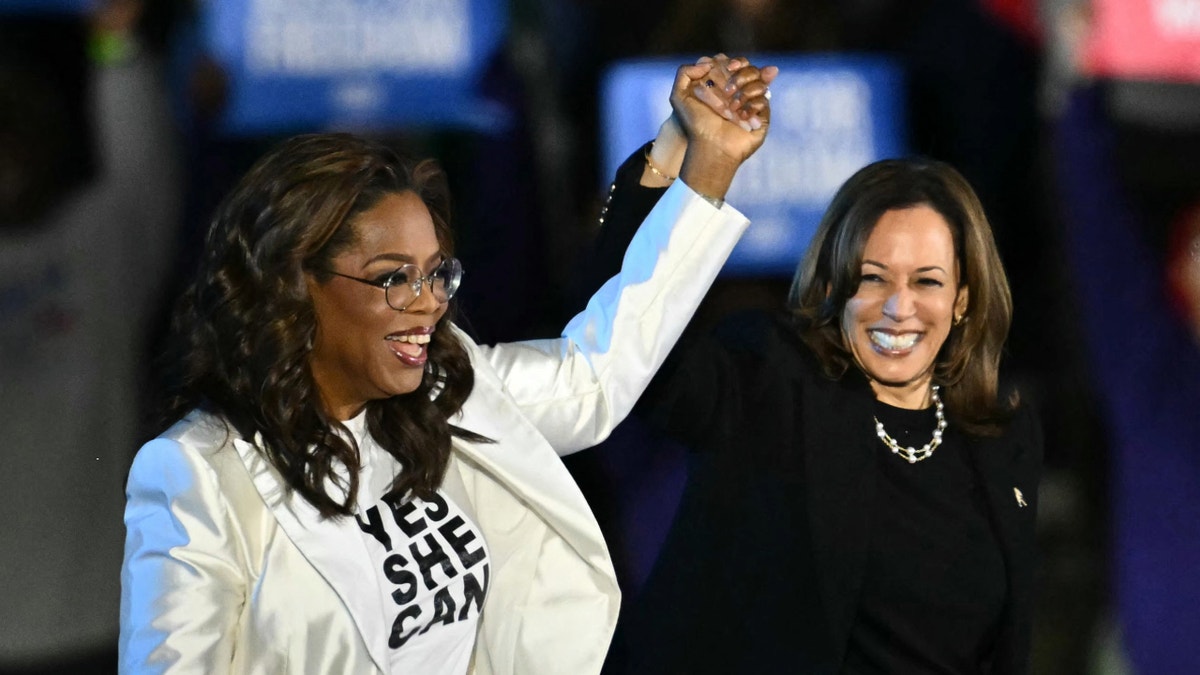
[749,117,762,130]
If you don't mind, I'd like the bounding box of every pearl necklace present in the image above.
[874,385,947,464]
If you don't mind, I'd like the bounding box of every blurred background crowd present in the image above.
[1,0,1197,673]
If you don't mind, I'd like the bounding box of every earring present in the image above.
[953,314,964,326]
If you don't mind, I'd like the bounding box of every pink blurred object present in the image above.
[1085,0,1200,81]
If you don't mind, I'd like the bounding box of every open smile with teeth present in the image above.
[386,331,432,363]
[869,330,921,352]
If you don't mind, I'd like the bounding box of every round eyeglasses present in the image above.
[322,257,462,311]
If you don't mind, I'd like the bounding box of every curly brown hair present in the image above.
[164,133,485,517]
[789,158,1016,435]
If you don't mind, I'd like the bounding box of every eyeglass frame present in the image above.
[318,257,463,311]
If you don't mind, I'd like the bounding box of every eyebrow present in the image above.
[861,260,949,275]
[362,252,444,269]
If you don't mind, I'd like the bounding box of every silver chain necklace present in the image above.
[874,385,947,464]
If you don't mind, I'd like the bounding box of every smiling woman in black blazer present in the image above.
[582,72,1042,674]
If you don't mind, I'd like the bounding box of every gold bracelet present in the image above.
[644,145,677,181]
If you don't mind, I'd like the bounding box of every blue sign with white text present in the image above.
[601,55,907,276]
[199,0,508,135]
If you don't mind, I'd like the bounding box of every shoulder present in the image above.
[992,374,1044,451]
[123,412,260,610]
[127,411,247,499]
[448,321,492,365]
[670,309,849,422]
[1006,399,1044,461]
[970,397,1044,485]
[704,309,829,383]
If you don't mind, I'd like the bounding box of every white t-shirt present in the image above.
[347,414,490,675]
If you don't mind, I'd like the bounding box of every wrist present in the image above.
[643,144,677,185]
[678,141,740,203]
[642,121,687,187]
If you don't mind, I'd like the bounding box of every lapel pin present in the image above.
[1013,487,1028,508]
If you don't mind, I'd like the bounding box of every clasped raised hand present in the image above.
[672,54,778,202]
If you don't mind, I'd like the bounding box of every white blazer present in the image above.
[120,181,749,674]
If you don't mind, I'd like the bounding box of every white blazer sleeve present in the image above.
[473,179,749,455]
[120,438,246,674]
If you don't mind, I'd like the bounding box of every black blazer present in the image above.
[584,147,1043,674]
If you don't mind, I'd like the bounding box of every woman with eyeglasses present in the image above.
[118,57,771,675]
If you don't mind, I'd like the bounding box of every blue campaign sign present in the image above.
[601,55,907,276]
[0,0,93,13]
[199,0,509,135]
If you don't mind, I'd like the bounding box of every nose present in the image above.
[401,277,441,313]
[881,286,916,321]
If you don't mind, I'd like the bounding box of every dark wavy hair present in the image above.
[789,158,1016,435]
[164,133,485,517]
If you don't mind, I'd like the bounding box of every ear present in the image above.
[954,285,969,324]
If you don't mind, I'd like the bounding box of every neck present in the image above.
[870,378,934,409]
[316,385,367,422]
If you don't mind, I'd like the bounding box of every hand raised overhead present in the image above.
[691,54,778,134]
[670,55,777,201]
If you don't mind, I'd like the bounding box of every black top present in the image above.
[843,402,1007,674]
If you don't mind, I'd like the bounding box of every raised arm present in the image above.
[475,58,773,454]
[573,55,777,309]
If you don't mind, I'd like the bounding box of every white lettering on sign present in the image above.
[334,80,386,112]
[1155,0,1200,36]
[732,139,874,203]
[773,72,872,134]
[246,0,471,75]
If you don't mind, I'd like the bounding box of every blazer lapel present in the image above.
[449,372,616,575]
[231,436,391,674]
[446,368,620,674]
[971,433,1037,562]
[803,371,879,661]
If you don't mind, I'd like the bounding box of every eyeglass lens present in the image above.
[384,258,461,310]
